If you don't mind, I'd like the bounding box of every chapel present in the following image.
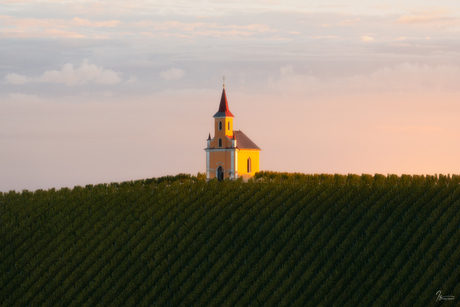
[205,83,261,181]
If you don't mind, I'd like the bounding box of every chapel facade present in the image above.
[205,84,261,181]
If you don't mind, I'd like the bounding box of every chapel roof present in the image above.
[234,130,261,150]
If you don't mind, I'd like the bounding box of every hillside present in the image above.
[1,172,460,306]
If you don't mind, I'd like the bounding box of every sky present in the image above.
[2,0,460,191]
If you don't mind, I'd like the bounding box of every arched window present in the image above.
[218,121,222,131]
[228,121,230,131]
[218,138,222,147]
[247,157,251,173]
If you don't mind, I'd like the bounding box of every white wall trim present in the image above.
[206,151,210,179]
[235,149,238,177]
[231,151,234,179]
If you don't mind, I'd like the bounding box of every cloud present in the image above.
[4,59,122,85]
[339,18,360,26]
[133,20,207,31]
[125,75,137,84]
[280,65,293,77]
[352,62,460,91]
[396,10,457,25]
[0,28,87,38]
[271,62,460,94]
[2,17,120,29]
[71,17,120,28]
[225,23,271,32]
[159,67,185,80]
[270,65,319,93]
[4,73,31,84]
[308,35,340,39]
[0,16,119,38]
[39,60,122,84]
[360,35,374,41]
[131,20,276,38]
[370,5,391,10]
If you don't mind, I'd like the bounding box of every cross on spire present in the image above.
[223,76,225,89]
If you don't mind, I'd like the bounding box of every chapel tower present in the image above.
[205,82,261,181]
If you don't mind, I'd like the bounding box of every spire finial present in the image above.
[223,76,225,89]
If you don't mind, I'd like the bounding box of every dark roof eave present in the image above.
[237,147,261,151]
[205,147,261,151]
[213,111,235,118]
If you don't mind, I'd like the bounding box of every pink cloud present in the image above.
[308,35,340,39]
[338,18,360,26]
[131,20,276,38]
[0,16,120,38]
[397,10,457,25]
[71,17,120,27]
[360,35,374,41]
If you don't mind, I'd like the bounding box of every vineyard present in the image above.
[1,172,460,306]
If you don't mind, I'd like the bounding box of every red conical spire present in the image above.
[213,84,234,118]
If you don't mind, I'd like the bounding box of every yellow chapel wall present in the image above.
[237,149,260,179]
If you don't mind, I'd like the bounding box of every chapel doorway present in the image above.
[217,166,224,181]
